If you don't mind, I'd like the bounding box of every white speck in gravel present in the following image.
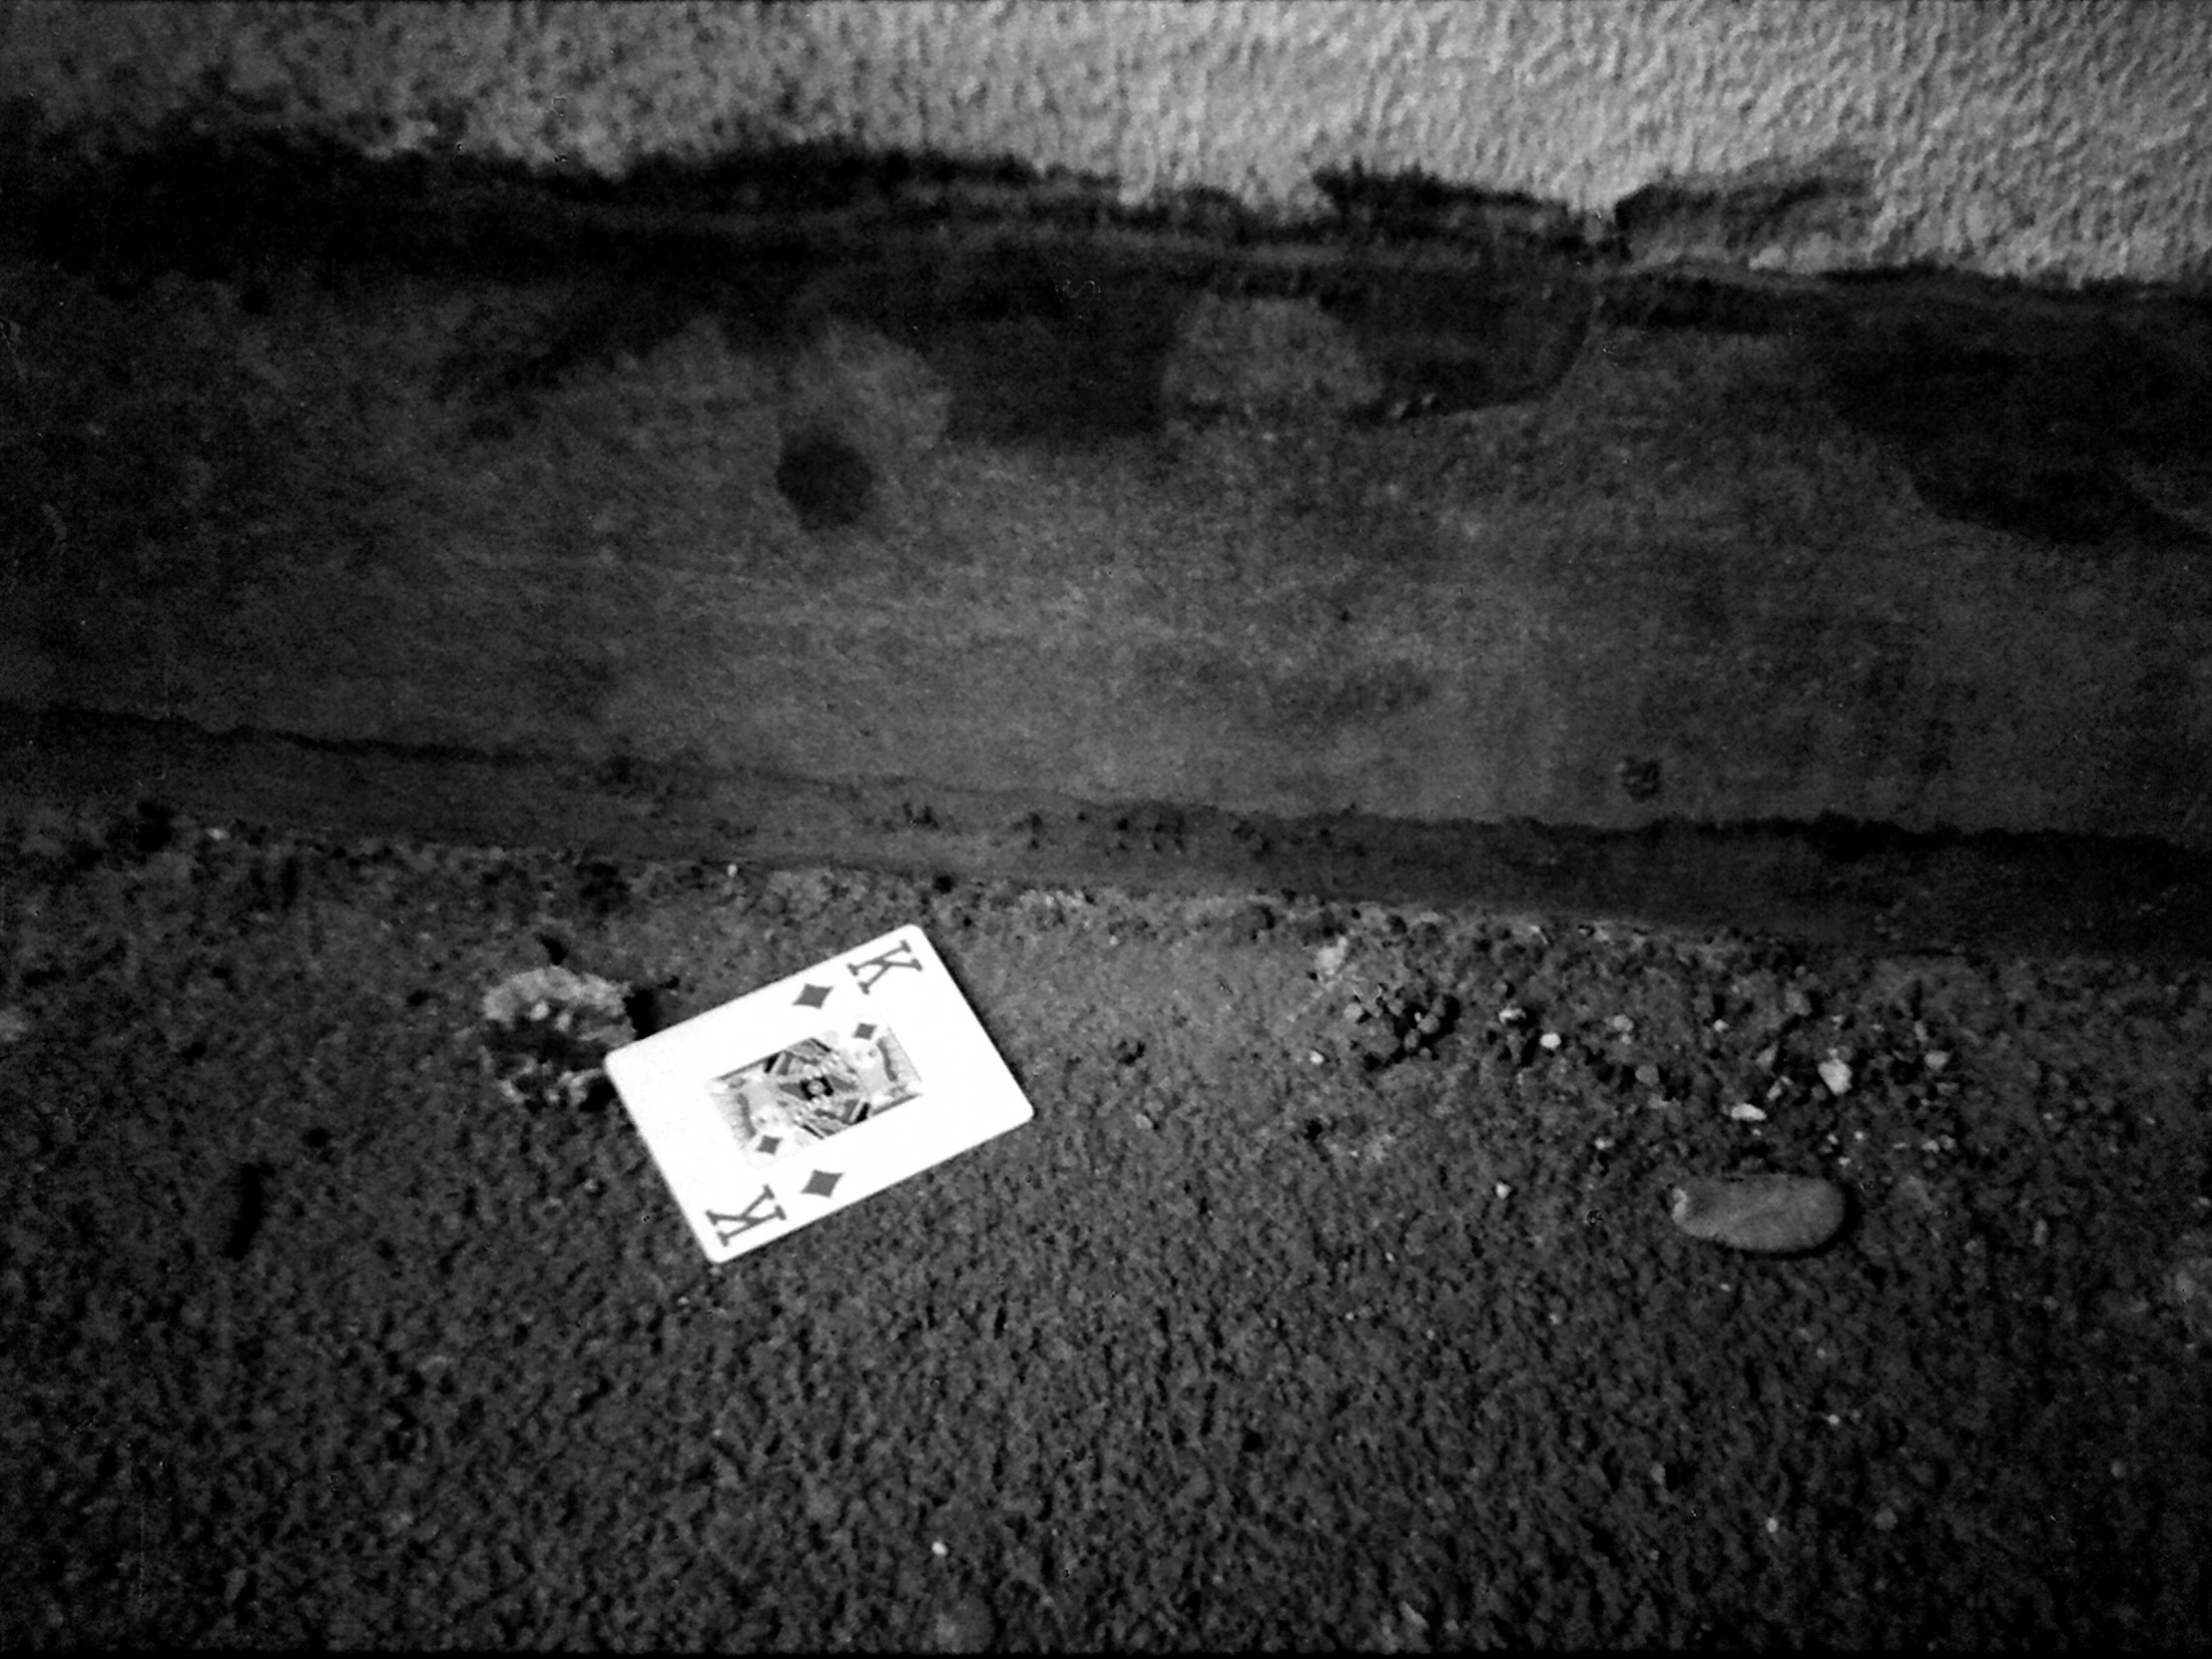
[1728,1103,1768,1122]
[1819,1054,1853,1096]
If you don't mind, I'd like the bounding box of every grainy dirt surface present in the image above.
[4,798,2209,1649]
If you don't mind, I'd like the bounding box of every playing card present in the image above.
[604,925,1032,1262]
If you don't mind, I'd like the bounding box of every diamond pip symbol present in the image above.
[802,1169,842,1199]
[794,983,831,1009]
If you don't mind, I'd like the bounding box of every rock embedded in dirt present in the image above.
[478,964,638,1109]
[1669,1174,1848,1254]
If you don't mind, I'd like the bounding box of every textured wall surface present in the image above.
[3,0,2208,283]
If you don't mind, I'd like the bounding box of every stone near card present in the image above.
[604,926,1033,1262]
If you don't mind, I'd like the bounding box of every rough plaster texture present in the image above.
[3,0,2209,284]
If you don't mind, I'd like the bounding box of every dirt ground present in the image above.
[2,795,2209,1649]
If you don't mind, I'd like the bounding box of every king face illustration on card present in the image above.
[604,926,1033,1262]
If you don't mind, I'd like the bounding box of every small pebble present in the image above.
[1670,1174,1848,1254]
[1818,1054,1853,1096]
[1727,1103,1767,1122]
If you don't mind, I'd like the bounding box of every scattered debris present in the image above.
[1334,976,1459,1070]
[478,964,637,1110]
[1670,1174,1848,1254]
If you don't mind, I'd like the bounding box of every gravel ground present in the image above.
[3,798,2209,1648]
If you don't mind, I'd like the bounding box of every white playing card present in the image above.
[604,925,1033,1262]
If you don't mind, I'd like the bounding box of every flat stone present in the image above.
[1670,1174,1848,1255]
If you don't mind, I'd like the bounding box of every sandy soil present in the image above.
[3,797,2209,1648]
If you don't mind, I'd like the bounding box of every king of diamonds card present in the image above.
[604,926,1033,1262]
